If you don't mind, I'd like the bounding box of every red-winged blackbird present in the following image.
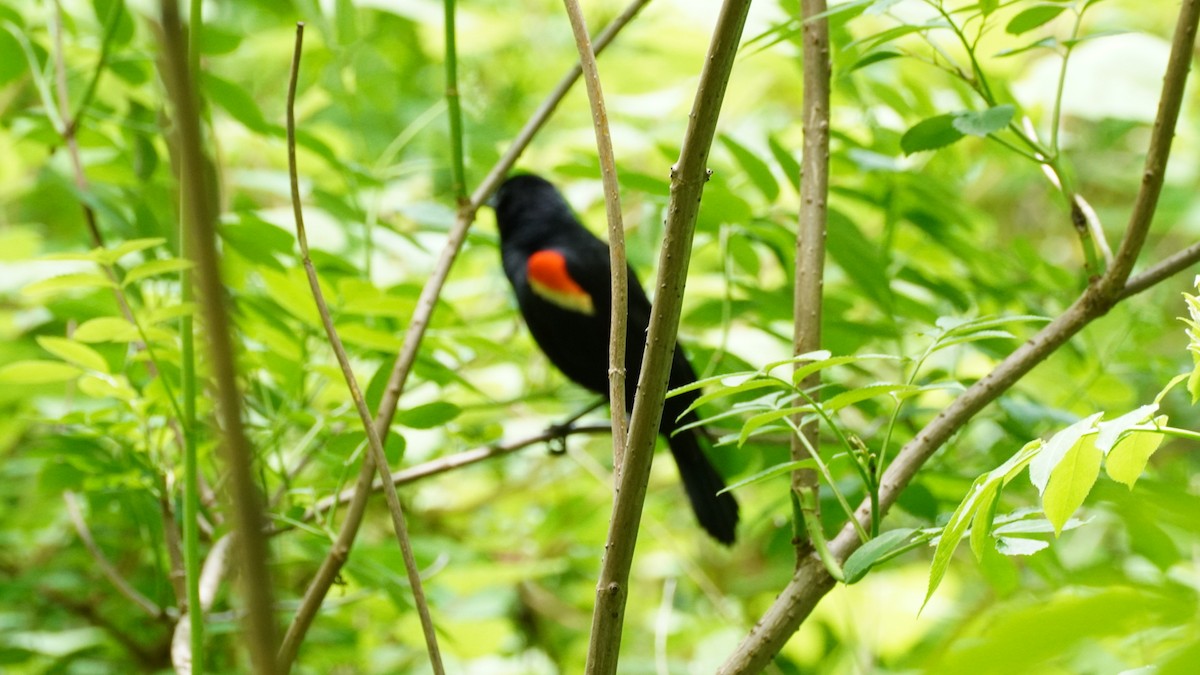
[492,173,739,545]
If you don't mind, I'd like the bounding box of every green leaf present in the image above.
[739,405,813,445]
[36,336,109,373]
[846,49,903,74]
[203,72,270,133]
[1006,5,1067,35]
[717,459,817,495]
[995,36,1059,58]
[1041,434,1102,535]
[394,402,461,429]
[122,258,194,286]
[843,528,915,583]
[767,135,801,191]
[1105,429,1164,488]
[78,374,137,402]
[1095,404,1158,453]
[22,273,115,297]
[0,360,84,384]
[1029,413,1102,493]
[901,114,964,154]
[981,0,999,16]
[721,134,780,202]
[969,481,1002,561]
[952,105,1015,137]
[995,536,1048,556]
[823,383,916,412]
[103,237,167,263]
[73,317,139,343]
[924,477,988,609]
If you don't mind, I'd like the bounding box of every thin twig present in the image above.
[561,0,630,469]
[791,0,831,560]
[63,492,167,620]
[444,0,467,204]
[718,1,1200,670]
[157,1,279,671]
[1119,240,1200,300]
[276,25,444,674]
[302,424,613,521]
[585,1,752,672]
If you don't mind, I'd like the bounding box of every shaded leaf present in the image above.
[844,528,916,584]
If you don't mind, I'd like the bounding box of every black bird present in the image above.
[491,173,739,545]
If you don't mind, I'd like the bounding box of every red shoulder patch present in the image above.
[526,250,595,315]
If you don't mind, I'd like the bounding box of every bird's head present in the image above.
[490,173,574,243]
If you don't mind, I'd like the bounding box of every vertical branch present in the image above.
[561,0,629,466]
[791,0,832,557]
[444,0,467,204]
[181,0,205,670]
[584,1,752,672]
[157,1,279,672]
[276,25,444,674]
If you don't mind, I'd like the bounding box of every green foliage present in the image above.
[0,0,1196,672]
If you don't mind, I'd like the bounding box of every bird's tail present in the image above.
[667,427,739,545]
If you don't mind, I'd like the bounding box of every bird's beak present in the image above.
[485,190,499,209]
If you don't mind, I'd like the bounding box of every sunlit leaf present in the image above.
[1042,434,1102,535]
[36,336,109,373]
[0,360,83,384]
[1006,5,1068,35]
[1105,428,1164,488]
[394,402,461,429]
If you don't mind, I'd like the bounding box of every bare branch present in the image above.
[561,0,630,468]
[585,1,752,671]
[276,25,443,674]
[63,492,168,621]
[157,0,279,670]
[791,0,832,559]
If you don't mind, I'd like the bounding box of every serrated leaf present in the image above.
[22,273,115,297]
[394,402,460,429]
[122,258,194,286]
[1029,413,1103,493]
[844,528,915,584]
[36,336,109,373]
[1006,5,1067,35]
[1105,430,1164,488]
[73,317,139,343]
[1095,404,1158,453]
[952,105,1015,137]
[1042,434,1102,535]
[0,360,84,384]
[901,114,964,154]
